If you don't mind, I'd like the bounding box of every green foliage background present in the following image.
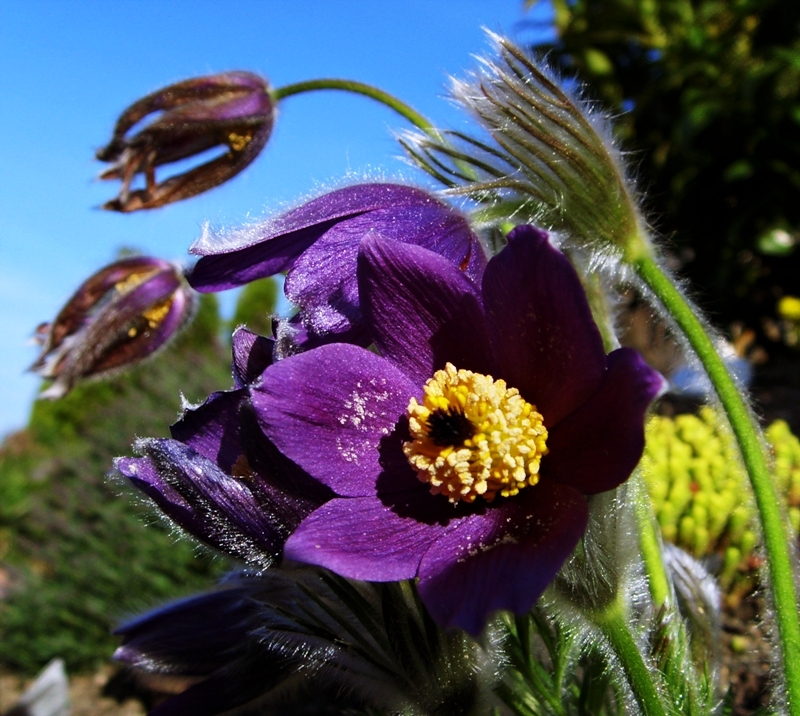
[532,0,800,335]
[0,284,278,673]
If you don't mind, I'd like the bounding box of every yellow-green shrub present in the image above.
[641,407,800,602]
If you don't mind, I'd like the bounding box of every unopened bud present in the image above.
[30,256,194,397]
[401,33,652,262]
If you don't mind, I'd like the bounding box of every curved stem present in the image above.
[593,601,668,716]
[272,79,437,137]
[634,253,800,715]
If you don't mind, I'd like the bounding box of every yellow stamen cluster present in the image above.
[115,270,154,295]
[142,298,174,328]
[228,131,253,152]
[404,363,548,504]
[127,300,173,338]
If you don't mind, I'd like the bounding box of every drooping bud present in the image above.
[97,72,274,212]
[30,256,194,398]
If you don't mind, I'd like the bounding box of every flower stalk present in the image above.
[272,78,489,197]
[272,78,438,138]
[634,251,800,714]
[592,600,668,716]
[630,473,672,608]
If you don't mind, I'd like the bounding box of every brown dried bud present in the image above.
[97,72,274,212]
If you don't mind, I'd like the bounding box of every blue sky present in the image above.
[0,0,554,438]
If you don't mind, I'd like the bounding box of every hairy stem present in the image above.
[634,252,800,715]
[593,601,668,716]
[630,473,672,607]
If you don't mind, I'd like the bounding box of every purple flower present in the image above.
[30,256,194,398]
[188,183,486,346]
[251,226,664,634]
[114,328,332,565]
[97,72,274,212]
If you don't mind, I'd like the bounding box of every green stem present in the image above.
[272,78,437,137]
[272,78,480,183]
[594,601,668,716]
[630,473,671,607]
[634,253,800,714]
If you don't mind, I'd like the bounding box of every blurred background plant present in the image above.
[527,0,800,354]
[641,407,800,605]
[0,279,279,673]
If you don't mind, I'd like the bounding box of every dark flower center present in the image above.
[426,407,475,447]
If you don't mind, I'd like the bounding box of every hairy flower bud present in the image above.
[97,72,274,212]
[401,33,652,262]
[30,256,194,397]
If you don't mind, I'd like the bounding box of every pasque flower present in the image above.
[114,328,332,565]
[188,183,486,346]
[252,226,664,635]
[97,72,274,212]
[30,256,194,398]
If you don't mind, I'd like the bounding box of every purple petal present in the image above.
[358,235,495,386]
[119,439,293,563]
[285,496,453,581]
[114,453,216,546]
[170,353,332,516]
[237,400,335,508]
[231,326,275,387]
[252,343,417,497]
[99,72,270,159]
[188,184,437,291]
[272,313,372,356]
[482,226,607,426]
[145,81,271,127]
[188,229,319,291]
[543,347,665,494]
[171,389,246,473]
[285,201,483,337]
[417,483,587,635]
[115,584,260,675]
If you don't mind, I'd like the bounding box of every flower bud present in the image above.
[97,72,274,212]
[401,33,652,262]
[30,256,194,397]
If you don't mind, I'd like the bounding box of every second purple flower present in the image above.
[188,183,486,347]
